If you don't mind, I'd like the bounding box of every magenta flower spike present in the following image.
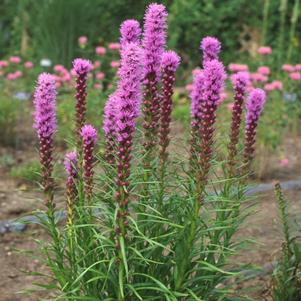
[80,124,97,200]
[103,93,119,164]
[201,36,221,66]
[64,151,78,225]
[33,73,57,209]
[228,71,249,174]
[142,3,167,156]
[244,88,266,170]
[114,42,143,238]
[159,51,180,162]
[197,59,226,201]
[73,58,93,148]
[120,19,141,47]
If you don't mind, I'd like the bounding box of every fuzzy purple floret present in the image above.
[120,19,141,47]
[73,58,93,76]
[80,124,98,144]
[115,42,143,142]
[190,70,205,120]
[246,88,266,126]
[161,50,181,72]
[64,151,78,177]
[231,71,249,91]
[203,59,226,106]
[33,73,57,138]
[103,93,119,137]
[201,36,221,64]
[142,3,167,80]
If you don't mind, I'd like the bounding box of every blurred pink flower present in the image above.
[257,46,272,55]
[96,46,106,55]
[282,64,295,72]
[279,158,289,167]
[70,68,77,77]
[250,72,268,82]
[15,70,23,78]
[55,81,62,89]
[110,60,120,69]
[185,84,193,92]
[93,83,102,89]
[295,64,301,71]
[61,72,71,82]
[78,36,88,47]
[192,68,202,76]
[264,83,275,92]
[96,72,105,80]
[0,60,9,68]
[94,60,101,68]
[289,72,301,80]
[108,42,121,50]
[54,64,66,73]
[258,66,270,76]
[24,61,34,69]
[6,73,16,81]
[228,63,249,72]
[9,56,21,64]
[227,103,234,112]
[218,92,228,104]
[272,80,283,90]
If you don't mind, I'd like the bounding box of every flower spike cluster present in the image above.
[142,3,168,156]
[64,151,78,225]
[159,51,180,162]
[80,124,97,200]
[120,19,141,47]
[201,36,221,65]
[228,71,249,174]
[244,88,266,170]
[114,42,143,238]
[33,73,57,209]
[103,93,118,164]
[197,59,226,201]
[73,58,93,148]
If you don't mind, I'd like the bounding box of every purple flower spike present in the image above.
[244,88,266,170]
[143,3,167,80]
[64,151,78,224]
[114,42,143,239]
[201,36,221,65]
[120,19,141,47]
[228,71,249,174]
[33,72,57,209]
[196,59,226,203]
[64,151,78,178]
[103,93,119,164]
[159,51,180,162]
[142,3,168,158]
[80,124,97,199]
[72,58,93,148]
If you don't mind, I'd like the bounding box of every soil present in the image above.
[1,132,301,301]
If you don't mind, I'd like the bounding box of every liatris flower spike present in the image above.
[80,124,97,200]
[197,59,225,201]
[33,73,57,210]
[73,58,93,148]
[103,93,118,164]
[142,3,167,155]
[115,42,143,238]
[244,88,266,172]
[201,36,221,66]
[120,19,141,47]
[64,151,78,225]
[159,51,181,162]
[228,71,249,174]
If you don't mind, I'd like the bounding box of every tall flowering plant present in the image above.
[30,4,268,301]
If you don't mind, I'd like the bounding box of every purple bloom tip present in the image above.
[64,151,78,176]
[33,72,57,138]
[246,88,266,124]
[161,51,181,72]
[80,124,98,144]
[73,58,93,75]
[201,36,221,63]
[120,19,141,46]
[232,71,249,88]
